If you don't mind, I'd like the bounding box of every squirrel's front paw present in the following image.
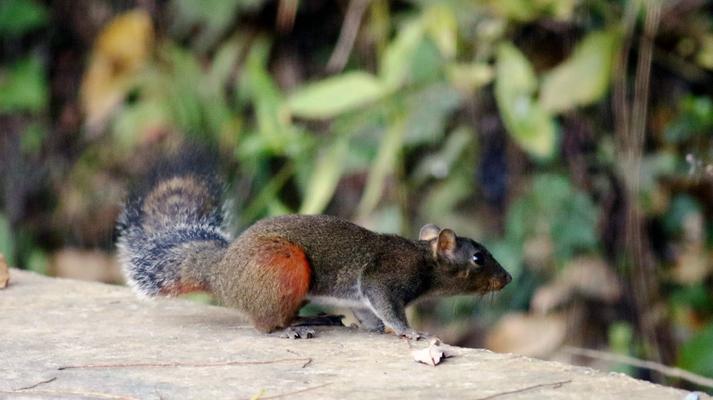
[275,327,316,339]
[398,329,430,341]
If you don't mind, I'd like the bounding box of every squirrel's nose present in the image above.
[503,271,512,286]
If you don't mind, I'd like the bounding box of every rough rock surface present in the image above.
[0,269,702,399]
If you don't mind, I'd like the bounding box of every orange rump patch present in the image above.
[257,238,311,304]
[247,237,311,331]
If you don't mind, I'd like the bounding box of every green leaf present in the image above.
[287,72,387,119]
[421,169,473,223]
[267,199,292,217]
[367,205,403,235]
[495,43,556,159]
[540,31,619,113]
[0,213,14,266]
[357,116,405,217]
[532,174,574,214]
[0,0,47,36]
[489,0,538,22]
[330,101,390,174]
[240,39,292,151]
[497,43,537,91]
[696,33,713,69]
[299,135,349,214]
[0,56,47,113]
[422,4,457,60]
[412,125,473,182]
[446,63,494,93]
[679,322,713,379]
[209,35,244,89]
[417,128,475,220]
[379,19,424,89]
[489,0,576,22]
[242,162,295,221]
[403,84,461,146]
[157,46,206,135]
[409,40,443,85]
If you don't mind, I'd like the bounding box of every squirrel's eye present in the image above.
[471,252,484,266]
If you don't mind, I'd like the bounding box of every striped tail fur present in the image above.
[116,158,230,297]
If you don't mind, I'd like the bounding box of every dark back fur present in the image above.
[237,215,434,301]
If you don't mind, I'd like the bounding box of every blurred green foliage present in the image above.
[0,57,47,113]
[495,42,557,158]
[0,213,13,265]
[0,0,47,37]
[506,173,599,262]
[1,0,713,391]
[680,324,713,380]
[0,0,48,114]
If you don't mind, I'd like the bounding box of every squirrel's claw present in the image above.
[399,329,431,341]
[276,326,316,339]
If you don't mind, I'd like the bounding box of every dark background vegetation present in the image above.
[1,0,712,392]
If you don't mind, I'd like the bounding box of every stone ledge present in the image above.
[0,269,701,400]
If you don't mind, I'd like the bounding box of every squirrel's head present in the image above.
[419,224,511,295]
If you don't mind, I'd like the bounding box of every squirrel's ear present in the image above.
[437,229,457,254]
[419,224,441,241]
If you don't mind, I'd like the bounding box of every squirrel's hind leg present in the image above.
[270,314,344,339]
[352,308,385,332]
[233,237,312,334]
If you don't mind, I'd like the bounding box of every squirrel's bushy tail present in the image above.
[116,152,230,297]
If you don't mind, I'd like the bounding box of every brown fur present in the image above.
[211,235,311,333]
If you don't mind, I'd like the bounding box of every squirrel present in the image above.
[116,157,512,339]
